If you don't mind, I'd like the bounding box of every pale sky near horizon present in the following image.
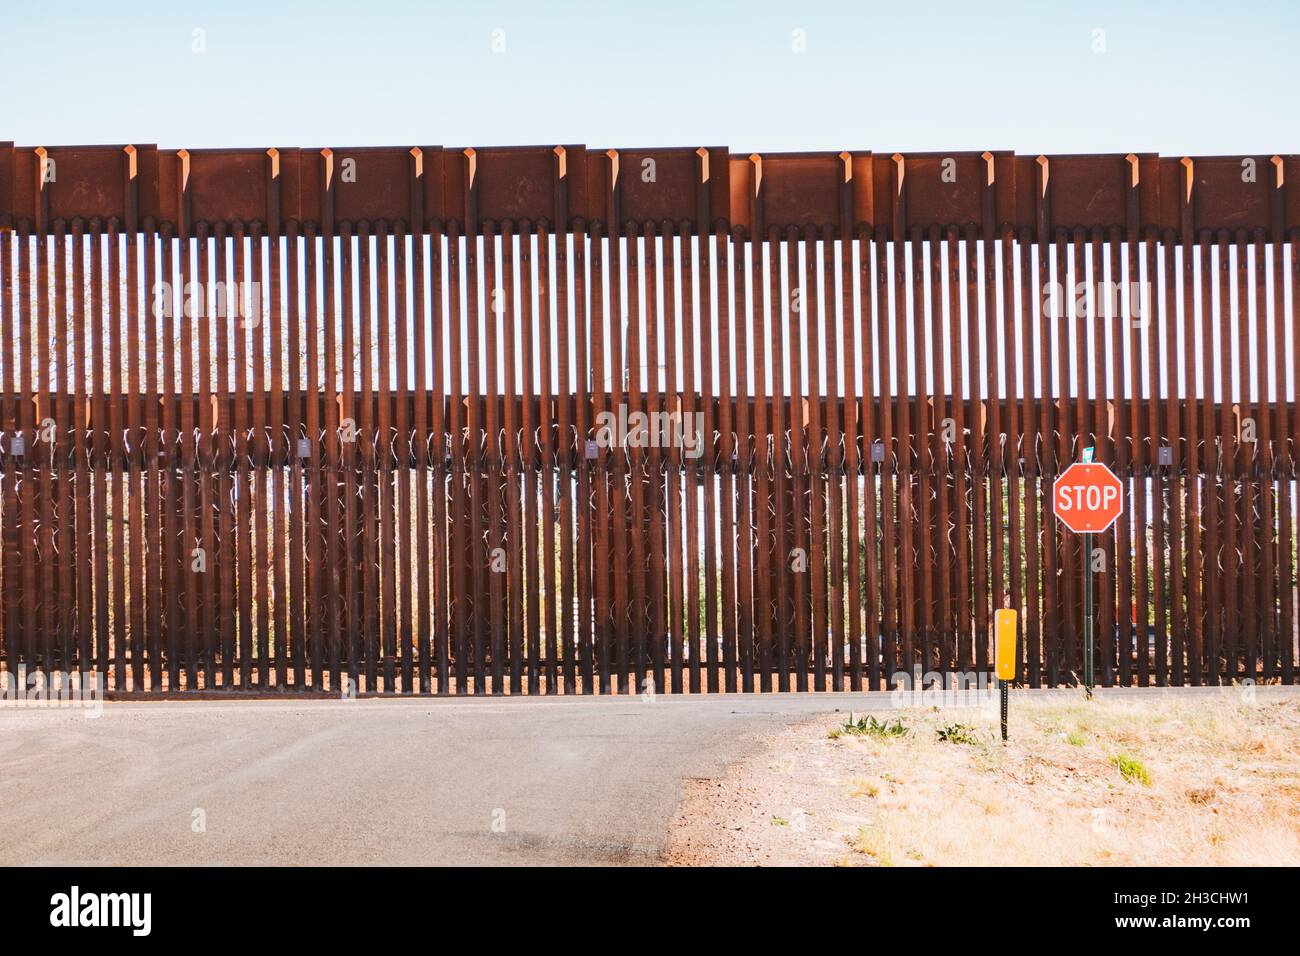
[1,0,1296,155]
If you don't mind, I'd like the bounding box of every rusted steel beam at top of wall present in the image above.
[0,142,1296,238]
[588,146,731,235]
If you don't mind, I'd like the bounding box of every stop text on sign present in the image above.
[1056,484,1119,512]
[1052,462,1124,534]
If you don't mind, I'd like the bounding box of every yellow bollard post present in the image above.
[994,609,1018,742]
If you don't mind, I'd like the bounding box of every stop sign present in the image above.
[1053,462,1124,533]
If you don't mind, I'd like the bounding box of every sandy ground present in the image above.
[664,688,1300,866]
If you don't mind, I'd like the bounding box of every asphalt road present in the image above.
[1,686,1288,866]
[0,693,872,866]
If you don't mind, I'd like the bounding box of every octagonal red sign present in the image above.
[1053,462,1124,533]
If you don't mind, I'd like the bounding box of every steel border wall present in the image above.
[0,143,1296,694]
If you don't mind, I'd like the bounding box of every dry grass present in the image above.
[665,692,1300,866]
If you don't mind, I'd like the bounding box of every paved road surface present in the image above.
[0,687,1287,865]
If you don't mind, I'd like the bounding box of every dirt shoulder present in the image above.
[664,690,1300,866]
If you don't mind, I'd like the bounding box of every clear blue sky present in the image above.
[1,0,1296,154]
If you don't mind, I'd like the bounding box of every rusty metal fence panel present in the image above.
[0,142,1296,694]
